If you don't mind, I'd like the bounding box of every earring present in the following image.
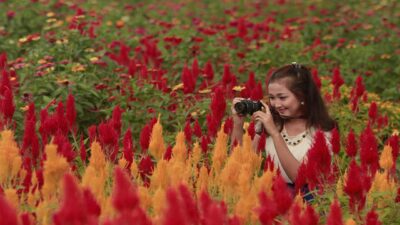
[301,101,304,105]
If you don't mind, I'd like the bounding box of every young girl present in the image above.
[231,63,336,191]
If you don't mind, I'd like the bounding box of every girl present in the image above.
[231,63,336,196]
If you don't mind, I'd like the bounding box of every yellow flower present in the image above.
[171,131,187,163]
[196,165,209,196]
[150,159,169,190]
[4,188,19,211]
[82,142,107,203]
[41,143,70,200]
[379,145,393,170]
[0,130,22,185]
[345,218,357,225]
[152,187,166,222]
[71,63,85,72]
[149,115,166,161]
[211,126,228,174]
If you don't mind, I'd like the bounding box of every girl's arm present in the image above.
[252,101,301,182]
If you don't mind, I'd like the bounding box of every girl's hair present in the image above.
[268,63,336,131]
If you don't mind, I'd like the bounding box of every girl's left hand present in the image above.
[251,101,279,136]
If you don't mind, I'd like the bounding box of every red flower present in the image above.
[386,134,399,174]
[53,173,99,225]
[138,155,154,187]
[206,113,218,138]
[182,64,195,94]
[223,117,233,135]
[112,167,140,212]
[250,82,264,100]
[364,209,382,225]
[1,88,15,124]
[345,129,358,157]
[272,175,293,214]
[331,127,340,155]
[203,61,214,80]
[200,135,210,154]
[326,199,344,225]
[210,86,226,123]
[257,191,278,225]
[192,58,199,81]
[184,120,192,144]
[123,129,134,167]
[359,126,379,175]
[368,102,378,125]
[193,119,202,138]
[139,118,157,153]
[0,53,7,69]
[257,132,266,154]
[331,67,344,100]
[343,160,368,212]
[0,195,19,225]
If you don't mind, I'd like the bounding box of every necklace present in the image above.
[281,129,308,146]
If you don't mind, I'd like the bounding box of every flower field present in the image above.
[0,0,399,224]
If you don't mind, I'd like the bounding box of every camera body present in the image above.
[234,100,263,116]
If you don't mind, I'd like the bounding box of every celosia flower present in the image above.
[331,67,344,100]
[112,167,139,212]
[343,160,368,212]
[368,102,378,125]
[379,145,393,171]
[0,130,22,184]
[149,116,166,161]
[257,191,278,225]
[193,119,202,138]
[22,103,40,165]
[53,173,99,225]
[123,129,134,167]
[183,120,192,144]
[111,105,123,136]
[359,126,379,175]
[139,155,154,187]
[1,88,15,124]
[203,60,214,80]
[331,127,340,155]
[211,127,228,173]
[192,58,199,80]
[0,194,19,225]
[206,113,218,137]
[326,199,344,225]
[345,129,357,157]
[272,175,293,214]
[182,64,195,94]
[140,118,157,153]
[364,209,382,225]
[210,86,226,123]
[41,143,69,200]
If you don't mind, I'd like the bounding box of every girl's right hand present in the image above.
[232,97,245,127]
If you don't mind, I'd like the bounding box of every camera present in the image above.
[234,100,263,116]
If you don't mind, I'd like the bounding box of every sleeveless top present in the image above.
[265,127,332,183]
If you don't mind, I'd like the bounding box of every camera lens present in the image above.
[234,100,262,115]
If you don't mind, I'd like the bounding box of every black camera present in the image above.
[234,100,263,116]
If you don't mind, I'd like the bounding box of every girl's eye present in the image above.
[279,96,287,100]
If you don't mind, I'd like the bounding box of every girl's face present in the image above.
[268,80,303,119]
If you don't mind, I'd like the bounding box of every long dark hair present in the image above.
[267,63,336,131]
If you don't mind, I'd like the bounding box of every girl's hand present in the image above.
[231,97,245,127]
[251,100,279,136]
